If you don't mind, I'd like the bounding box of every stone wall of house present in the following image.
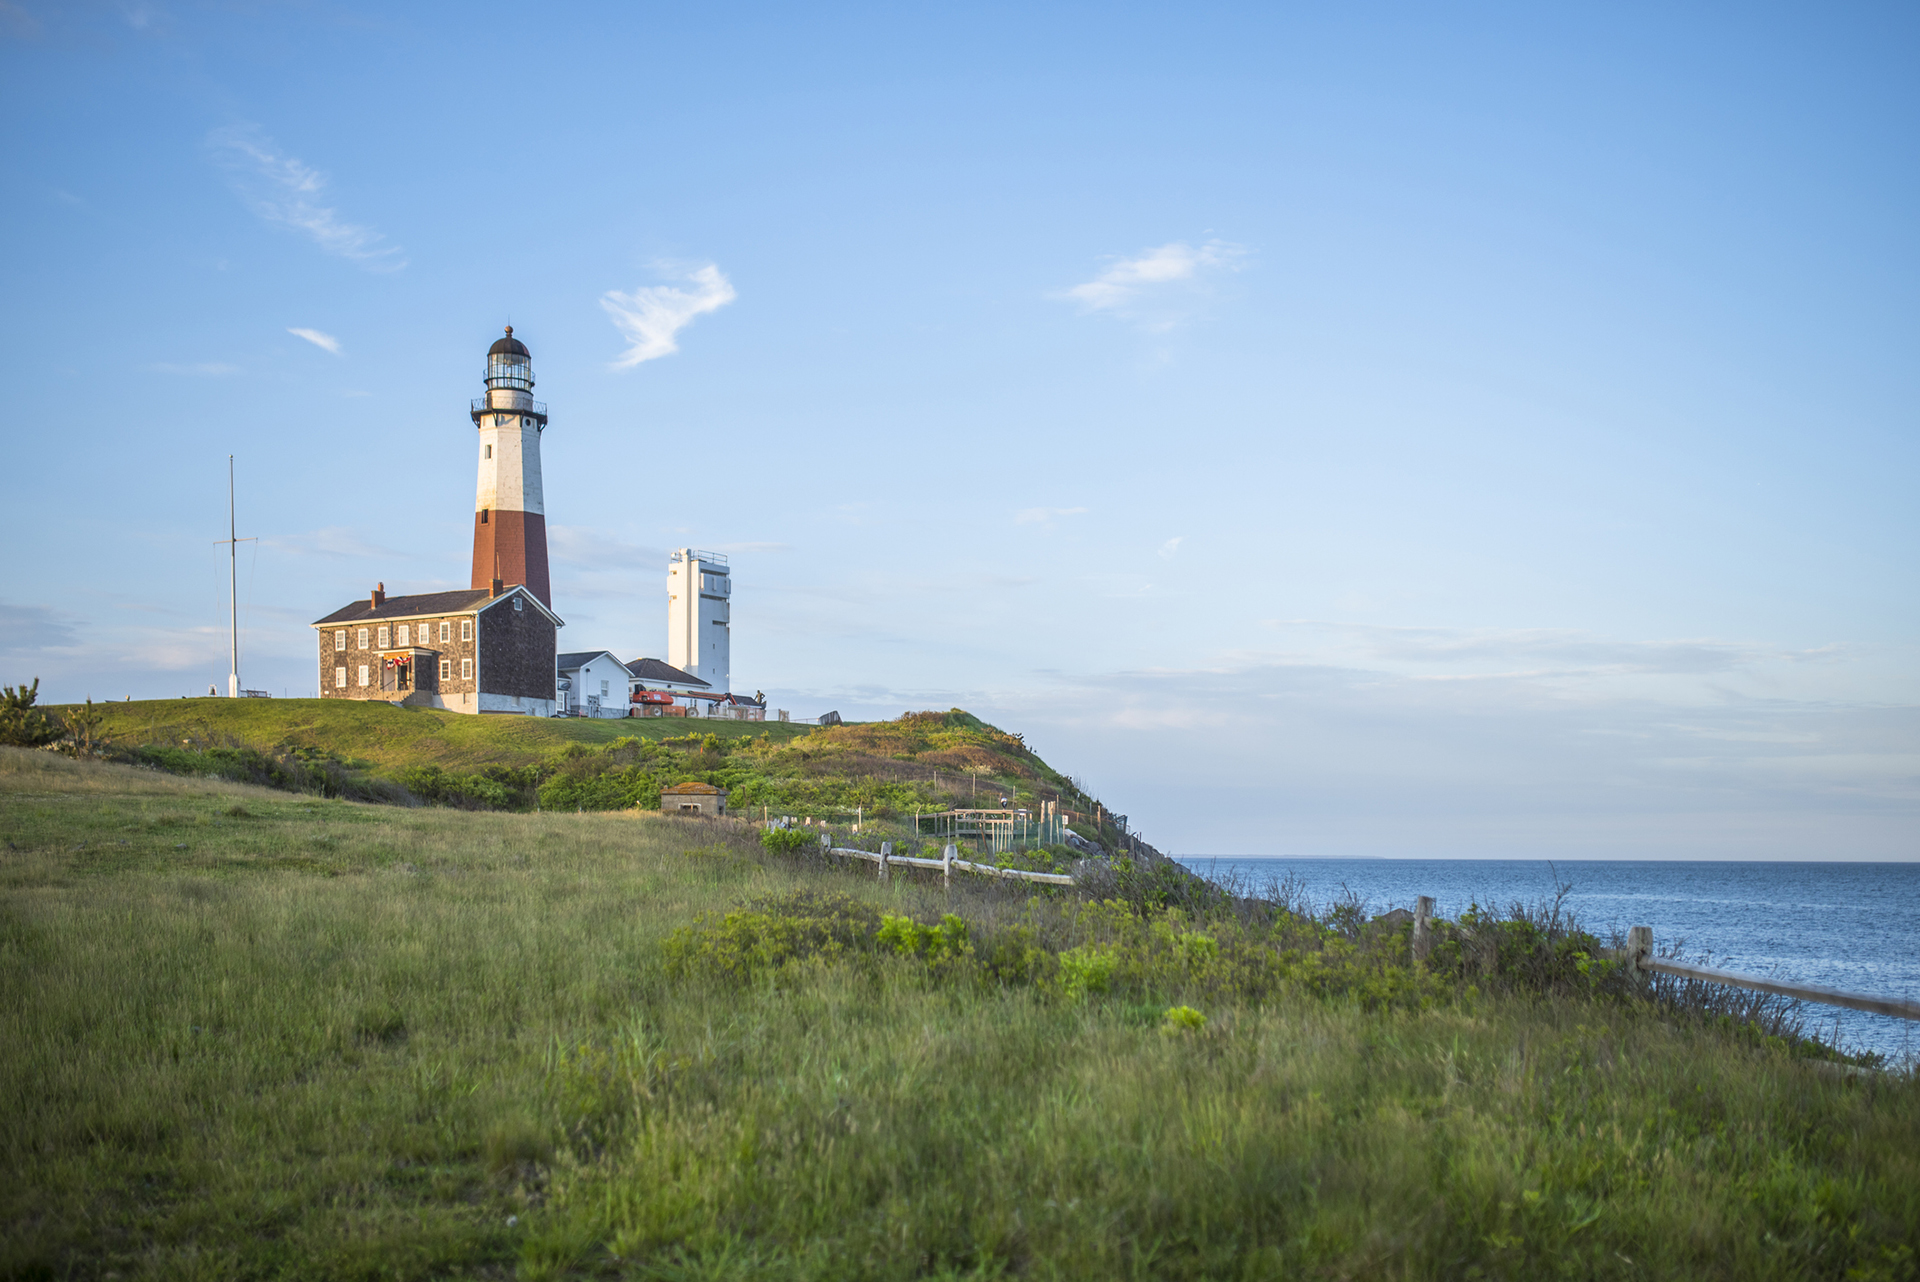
[318,614,479,703]
[477,594,558,700]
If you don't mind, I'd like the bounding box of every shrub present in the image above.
[1161,1005,1206,1034]
[761,827,815,855]
[1,678,63,748]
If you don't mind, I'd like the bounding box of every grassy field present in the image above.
[56,698,815,774]
[5,747,1918,1280]
[52,702,1109,838]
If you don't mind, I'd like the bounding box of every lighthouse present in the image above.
[469,326,551,607]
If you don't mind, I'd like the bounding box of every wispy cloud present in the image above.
[601,263,736,369]
[208,126,405,270]
[1158,536,1184,560]
[148,361,239,376]
[1014,506,1088,527]
[1056,239,1245,330]
[287,327,341,355]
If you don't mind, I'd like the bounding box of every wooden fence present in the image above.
[821,836,1076,887]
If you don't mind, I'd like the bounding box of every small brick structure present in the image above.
[660,781,727,817]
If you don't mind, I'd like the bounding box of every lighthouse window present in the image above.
[485,444,492,459]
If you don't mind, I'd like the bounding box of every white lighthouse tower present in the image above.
[469,327,552,606]
[667,548,730,692]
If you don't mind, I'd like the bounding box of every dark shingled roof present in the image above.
[310,589,495,627]
[556,651,622,670]
[625,657,709,687]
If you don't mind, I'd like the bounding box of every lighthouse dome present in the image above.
[485,326,533,392]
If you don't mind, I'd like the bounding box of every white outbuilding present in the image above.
[556,650,633,718]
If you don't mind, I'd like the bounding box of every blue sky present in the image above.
[3,1,1915,859]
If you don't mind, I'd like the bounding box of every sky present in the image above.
[2,1,1916,860]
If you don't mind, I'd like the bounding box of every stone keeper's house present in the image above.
[312,581,564,716]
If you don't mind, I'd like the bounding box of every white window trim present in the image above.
[358,665,369,687]
[334,667,347,689]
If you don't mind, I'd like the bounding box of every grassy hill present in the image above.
[4,748,1914,1279]
[58,699,1135,851]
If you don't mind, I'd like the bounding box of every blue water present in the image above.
[1174,858,1920,1063]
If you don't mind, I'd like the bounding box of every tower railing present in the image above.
[470,398,548,418]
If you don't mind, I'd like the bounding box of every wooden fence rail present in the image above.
[821,836,1076,887]
[1604,924,1920,1022]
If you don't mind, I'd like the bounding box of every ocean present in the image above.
[1172,857,1920,1063]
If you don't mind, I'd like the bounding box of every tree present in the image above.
[0,678,64,748]
[61,697,106,758]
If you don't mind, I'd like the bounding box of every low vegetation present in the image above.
[38,698,1131,848]
[4,747,1915,1279]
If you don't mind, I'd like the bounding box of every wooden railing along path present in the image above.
[820,836,1075,887]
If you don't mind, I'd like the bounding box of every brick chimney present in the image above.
[490,578,504,597]
[371,582,385,608]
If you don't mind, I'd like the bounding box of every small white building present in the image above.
[557,650,632,718]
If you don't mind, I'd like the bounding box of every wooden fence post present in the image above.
[1626,925,1653,973]
[879,841,891,880]
[1413,896,1434,964]
[943,843,955,888]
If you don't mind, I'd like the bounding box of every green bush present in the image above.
[0,678,63,748]
[761,826,815,855]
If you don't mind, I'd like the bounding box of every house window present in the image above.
[440,659,451,681]
[461,658,473,680]
[334,667,347,689]
[513,596,522,612]
[358,665,369,687]
[600,680,609,697]
[461,620,473,641]
[358,628,369,649]
[439,621,451,643]
[377,626,390,649]
[334,629,346,649]
[397,624,410,647]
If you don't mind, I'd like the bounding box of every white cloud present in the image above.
[601,264,737,369]
[1057,239,1245,328]
[1158,536,1184,560]
[208,126,405,270]
[1014,506,1088,526]
[287,327,341,355]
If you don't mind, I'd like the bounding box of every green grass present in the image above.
[4,747,1918,1280]
[59,697,814,775]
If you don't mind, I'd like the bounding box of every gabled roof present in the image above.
[625,657,709,687]
[556,650,623,671]
[311,585,564,629]
[311,588,493,627]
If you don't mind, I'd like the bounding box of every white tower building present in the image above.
[667,548,729,692]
